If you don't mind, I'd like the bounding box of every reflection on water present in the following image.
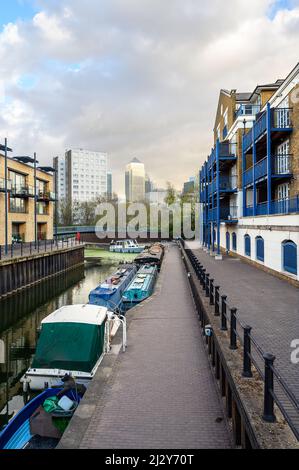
[0,262,119,429]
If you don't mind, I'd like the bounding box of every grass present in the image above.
[84,247,137,263]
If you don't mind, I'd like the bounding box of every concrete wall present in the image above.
[219,214,299,282]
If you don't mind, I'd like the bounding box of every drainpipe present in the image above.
[266,103,272,215]
[4,138,8,255]
[216,140,220,256]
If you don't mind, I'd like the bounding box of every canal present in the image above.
[0,260,120,430]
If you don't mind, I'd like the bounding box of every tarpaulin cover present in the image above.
[32,322,105,373]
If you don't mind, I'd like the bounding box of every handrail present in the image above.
[182,244,299,440]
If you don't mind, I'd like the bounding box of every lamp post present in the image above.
[0,139,12,255]
[34,152,37,248]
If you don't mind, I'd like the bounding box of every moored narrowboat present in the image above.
[134,243,165,270]
[21,304,115,391]
[109,239,145,253]
[88,263,137,309]
[122,264,158,307]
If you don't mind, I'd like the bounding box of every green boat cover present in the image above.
[32,322,105,373]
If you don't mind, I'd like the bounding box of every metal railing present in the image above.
[11,185,35,197]
[272,154,292,175]
[0,237,84,261]
[183,246,299,440]
[244,196,299,217]
[0,178,12,191]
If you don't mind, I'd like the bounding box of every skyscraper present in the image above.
[65,148,108,204]
[125,158,145,202]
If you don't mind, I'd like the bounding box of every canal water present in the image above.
[0,261,119,430]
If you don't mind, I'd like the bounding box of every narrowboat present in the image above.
[109,239,145,253]
[0,386,83,449]
[21,304,115,391]
[135,243,165,270]
[88,263,137,309]
[122,264,158,307]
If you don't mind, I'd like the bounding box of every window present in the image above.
[226,232,230,252]
[9,198,26,213]
[232,233,237,251]
[256,237,264,262]
[244,235,251,257]
[282,240,297,275]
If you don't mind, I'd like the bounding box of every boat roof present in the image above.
[41,304,108,326]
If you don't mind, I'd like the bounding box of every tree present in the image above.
[59,198,73,226]
[78,201,97,225]
[164,182,177,206]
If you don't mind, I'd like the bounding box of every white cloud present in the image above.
[0,0,299,194]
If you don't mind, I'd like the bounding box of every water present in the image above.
[0,261,119,429]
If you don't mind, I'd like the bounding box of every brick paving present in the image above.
[78,243,232,449]
[190,243,299,406]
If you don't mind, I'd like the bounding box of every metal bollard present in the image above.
[205,273,210,297]
[262,353,276,423]
[209,279,214,305]
[230,308,238,350]
[242,326,253,378]
[221,295,228,331]
[214,286,220,316]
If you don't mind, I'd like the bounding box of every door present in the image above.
[276,140,289,174]
[226,232,230,252]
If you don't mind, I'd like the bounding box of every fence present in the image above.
[0,237,84,261]
[181,243,299,441]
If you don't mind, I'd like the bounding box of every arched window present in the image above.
[232,233,237,251]
[226,232,230,252]
[244,234,251,257]
[282,240,297,275]
[256,237,264,262]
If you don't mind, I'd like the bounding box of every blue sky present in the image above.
[0,0,37,28]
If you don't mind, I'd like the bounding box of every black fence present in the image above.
[182,245,299,441]
[0,237,84,261]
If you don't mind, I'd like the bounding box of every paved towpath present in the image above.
[190,244,299,418]
[60,243,232,449]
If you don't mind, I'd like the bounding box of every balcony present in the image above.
[235,104,261,118]
[271,108,292,130]
[220,206,238,222]
[255,111,267,141]
[0,178,12,192]
[37,190,56,201]
[255,157,267,181]
[9,205,28,214]
[243,196,299,217]
[244,167,253,186]
[11,185,35,198]
[272,155,292,176]
[243,128,253,153]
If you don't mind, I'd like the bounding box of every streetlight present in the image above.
[0,139,13,255]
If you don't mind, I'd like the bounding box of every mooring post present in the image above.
[242,326,253,377]
[230,308,238,350]
[221,295,228,331]
[262,353,276,423]
[214,286,220,316]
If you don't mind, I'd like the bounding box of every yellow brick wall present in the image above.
[0,156,54,245]
[213,91,235,144]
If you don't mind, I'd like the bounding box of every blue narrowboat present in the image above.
[122,264,157,307]
[0,387,83,450]
[89,263,137,310]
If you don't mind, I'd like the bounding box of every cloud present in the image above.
[0,0,299,194]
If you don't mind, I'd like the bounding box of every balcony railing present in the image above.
[219,175,237,191]
[11,185,35,197]
[220,206,238,220]
[255,157,267,180]
[243,128,253,152]
[244,196,299,217]
[37,190,56,201]
[9,205,28,214]
[0,178,12,191]
[235,104,261,118]
[244,167,253,186]
[219,142,237,158]
[272,108,292,129]
[272,155,292,175]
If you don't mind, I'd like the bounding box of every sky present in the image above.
[0,0,299,196]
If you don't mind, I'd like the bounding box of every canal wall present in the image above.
[0,246,85,299]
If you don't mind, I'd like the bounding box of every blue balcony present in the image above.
[244,167,253,186]
[255,111,267,140]
[220,206,238,222]
[243,196,299,217]
[243,128,253,153]
[255,157,267,181]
